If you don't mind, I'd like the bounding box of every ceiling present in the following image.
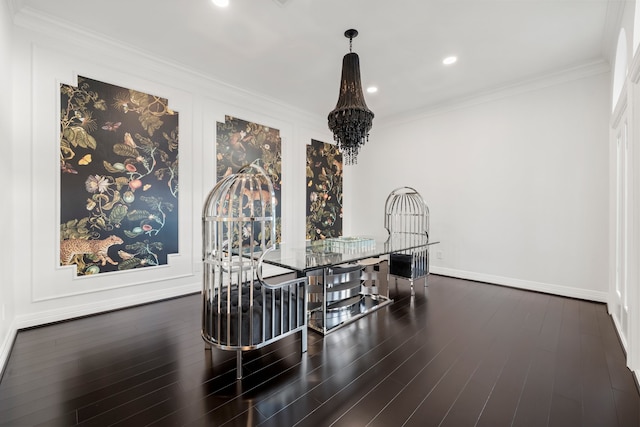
[12,0,620,122]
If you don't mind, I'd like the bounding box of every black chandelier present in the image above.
[328,29,374,165]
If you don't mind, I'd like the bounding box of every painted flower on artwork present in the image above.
[85,175,111,193]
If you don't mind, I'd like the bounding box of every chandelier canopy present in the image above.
[327,29,374,165]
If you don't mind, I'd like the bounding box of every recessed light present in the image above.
[443,56,457,65]
[367,86,378,94]
[212,0,229,7]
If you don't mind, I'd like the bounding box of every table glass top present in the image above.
[259,234,438,273]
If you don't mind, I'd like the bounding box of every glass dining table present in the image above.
[258,235,439,334]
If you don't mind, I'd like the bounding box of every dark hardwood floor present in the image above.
[1,273,639,426]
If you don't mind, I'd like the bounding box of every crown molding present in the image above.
[377,60,611,128]
[12,5,323,125]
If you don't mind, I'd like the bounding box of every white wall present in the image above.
[0,0,16,373]
[348,70,610,301]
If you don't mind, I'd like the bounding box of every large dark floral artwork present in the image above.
[60,76,179,276]
[306,139,343,240]
[216,115,282,244]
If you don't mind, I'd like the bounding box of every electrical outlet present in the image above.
[436,250,443,260]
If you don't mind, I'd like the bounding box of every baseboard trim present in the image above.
[608,310,640,394]
[430,267,608,302]
[0,319,17,382]
[15,282,201,330]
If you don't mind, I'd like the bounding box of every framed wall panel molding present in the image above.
[30,44,196,302]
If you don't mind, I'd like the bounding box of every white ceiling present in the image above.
[12,0,620,122]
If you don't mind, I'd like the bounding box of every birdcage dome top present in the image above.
[203,162,276,220]
[384,186,429,235]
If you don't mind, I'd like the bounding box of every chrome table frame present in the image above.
[258,236,439,335]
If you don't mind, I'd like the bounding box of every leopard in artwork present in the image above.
[60,235,124,266]
[241,187,278,210]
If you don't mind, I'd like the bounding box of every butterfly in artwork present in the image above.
[102,121,122,131]
[78,154,92,165]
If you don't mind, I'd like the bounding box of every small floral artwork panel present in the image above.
[216,115,282,244]
[306,139,343,240]
[60,76,179,276]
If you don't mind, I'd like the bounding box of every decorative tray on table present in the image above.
[321,236,376,254]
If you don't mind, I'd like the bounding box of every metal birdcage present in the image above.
[384,186,430,296]
[201,162,307,379]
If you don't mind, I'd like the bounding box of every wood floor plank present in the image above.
[328,376,406,427]
[612,388,640,427]
[580,330,619,427]
[536,296,564,353]
[548,393,582,427]
[552,299,582,404]
[437,342,510,427]
[474,326,537,426]
[511,347,555,427]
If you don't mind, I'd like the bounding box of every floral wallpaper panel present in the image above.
[306,139,343,240]
[216,115,282,244]
[60,76,179,276]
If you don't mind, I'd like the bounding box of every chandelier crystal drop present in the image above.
[327,29,374,165]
